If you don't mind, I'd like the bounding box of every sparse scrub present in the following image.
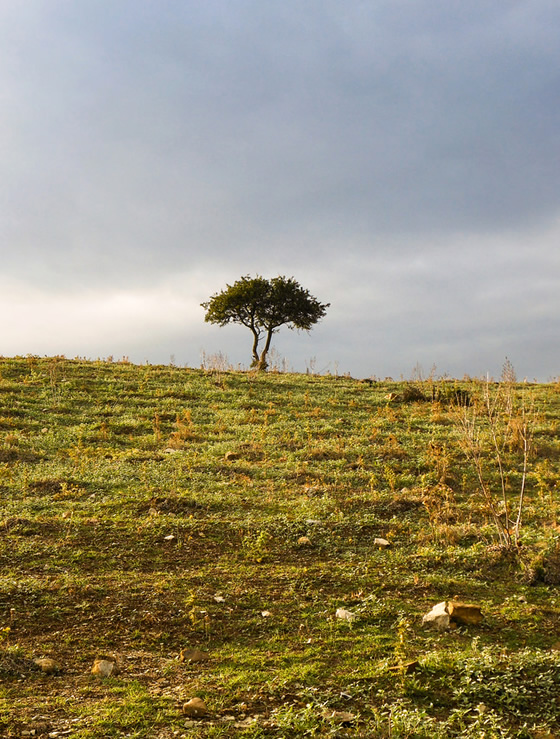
[401,383,428,403]
[434,381,472,407]
[455,364,535,551]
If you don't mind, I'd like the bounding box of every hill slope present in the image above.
[1,357,559,737]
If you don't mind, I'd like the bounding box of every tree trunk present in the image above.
[256,329,274,371]
[250,328,260,367]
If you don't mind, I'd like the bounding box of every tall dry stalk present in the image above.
[455,366,533,550]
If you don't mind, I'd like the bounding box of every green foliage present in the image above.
[201,275,329,370]
[525,537,560,585]
[401,383,429,403]
[434,382,472,407]
[451,646,560,723]
[241,529,272,563]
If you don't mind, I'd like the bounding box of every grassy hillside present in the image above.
[0,356,559,738]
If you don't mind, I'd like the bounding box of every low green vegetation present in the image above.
[0,356,559,737]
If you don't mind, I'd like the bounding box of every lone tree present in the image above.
[201,275,329,371]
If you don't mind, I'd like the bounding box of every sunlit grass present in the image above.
[0,357,559,736]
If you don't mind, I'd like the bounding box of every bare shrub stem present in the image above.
[455,368,533,551]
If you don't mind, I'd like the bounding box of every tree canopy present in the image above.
[201,275,329,370]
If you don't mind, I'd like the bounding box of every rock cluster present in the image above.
[422,601,483,630]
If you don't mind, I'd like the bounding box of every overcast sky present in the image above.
[2,1,559,379]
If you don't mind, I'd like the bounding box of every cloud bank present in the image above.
[1,1,559,378]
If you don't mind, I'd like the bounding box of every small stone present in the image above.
[179,648,210,663]
[373,537,391,548]
[163,534,175,541]
[91,659,116,677]
[303,485,324,496]
[322,709,356,724]
[422,601,450,630]
[33,658,59,674]
[30,723,49,734]
[182,697,208,718]
[447,601,483,625]
[234,717,256,728]
[261,610,272,618]
[335,608,357,622]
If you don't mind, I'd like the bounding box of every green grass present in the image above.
[0,356,559,737]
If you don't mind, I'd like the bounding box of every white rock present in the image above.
[335,608,357,622]
[373,537,391,548]
[91,659,116,677]
[422,601,450,630]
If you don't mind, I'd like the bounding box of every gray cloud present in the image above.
[1,1,559,377]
